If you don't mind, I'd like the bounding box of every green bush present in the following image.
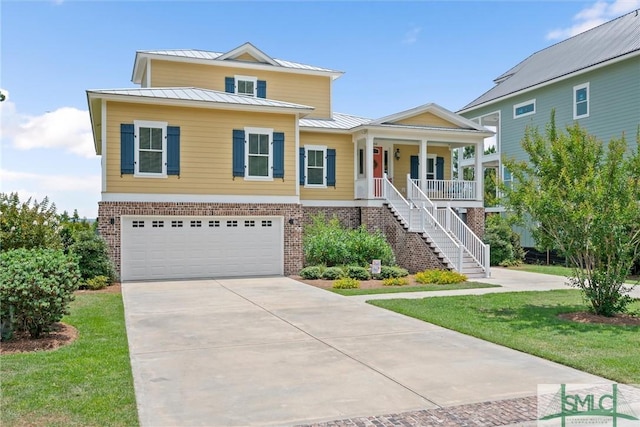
[484,214,524,266]
[83,275,110,290]
[345,226,395,266]
[0,248,80,339]
[332,277,360,289]
[299,266,324,280]
[345,265,370,280]
[374,266,409,279]
[415,269,467,284]
[70,230,115,283]
[382,277,409,286]
[0,192,62,251]
[322,266,344,280]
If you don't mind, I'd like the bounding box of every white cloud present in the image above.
[402,26,422,44]
[0,169,100,193]
[0,101,95,158]
[546,0,640,40]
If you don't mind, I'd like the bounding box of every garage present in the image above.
[120,216,283,281]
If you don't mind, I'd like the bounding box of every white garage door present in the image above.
[121,216,283,281]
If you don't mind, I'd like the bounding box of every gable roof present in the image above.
[372,103,489,131]
[460,10,640,112]
[299,112,372,131]
[132,42,344,83]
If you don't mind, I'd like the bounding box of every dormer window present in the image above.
[236,75,257,96]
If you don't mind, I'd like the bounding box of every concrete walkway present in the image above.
[122,270,616,427]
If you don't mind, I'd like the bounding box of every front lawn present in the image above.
[330,282,499,296]
[509,264,640,284]
[369,290,640,383]
[1,292,139,427]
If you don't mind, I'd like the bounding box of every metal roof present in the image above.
[138,49,343,74]
[87,87,314,111]
[299,112,372,130]
[460,10,640,111]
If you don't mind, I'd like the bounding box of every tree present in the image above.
[0,192,62,251]
[502,112,640,316]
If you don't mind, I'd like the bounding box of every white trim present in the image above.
[244,127,273,180]
[101,100,107,193]
[102,193,300,204]
[134,120,168,177]
[144,59,151,87]
[234,75,258,97]
[295,117,300,197]
[300,199,386,207]
[304,145,327,188]
[218,42,278,66]
[513,99,536,119]
[371,102,488,132]
[573,82,590,119]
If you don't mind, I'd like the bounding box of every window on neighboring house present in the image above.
[574,83,589,119]
[305,145,326,187]
[513,99,536,118]
[134,121,167,176]
[246,128,272,179]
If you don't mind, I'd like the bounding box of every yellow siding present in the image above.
[300,132,354,201]
[234,53,261,62]
[105,101,297,196]
[392,144,451,183]
[394,112,461,128]
[150,59,332,118]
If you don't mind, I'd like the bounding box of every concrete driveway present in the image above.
[122,276,608,427]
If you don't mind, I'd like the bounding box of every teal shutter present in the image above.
[120,124,135,174]
[326,149,336,187]
[436,156,444,180]
[167,126,180,176]
[410,156,419,180]
[225,77,235,93]
[232,129,245,177]
[273,132,284,178]
[299,147,305,185]
[257,80,266,98]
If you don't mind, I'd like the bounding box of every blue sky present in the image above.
[1,0,638,218]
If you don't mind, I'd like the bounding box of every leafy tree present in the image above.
[483,214,524,266]
[502,112,640,316]
[0,192,62,251]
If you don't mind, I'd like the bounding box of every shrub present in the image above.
[345,265,370,280]
[69,230,115,283]
[322,266,344,280]
[0,192,62,252]
[415,269,467,285]
[303,215,349,266]
[374,266,409,279]
[0,248,80,339]
[345,226,395,266]
[332,277,360,289]
[382,277,409,286]
[484,214,524,266]
[299,266,324,280]
[83,275,110,290]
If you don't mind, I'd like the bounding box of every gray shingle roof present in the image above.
[87,87,314,111]
[299,112,372,130]
[460,10,640,111]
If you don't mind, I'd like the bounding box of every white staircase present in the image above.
[382,175,490,278]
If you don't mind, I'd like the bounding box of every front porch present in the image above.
[357,177,478,203]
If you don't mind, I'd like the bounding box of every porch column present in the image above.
[366,133,374,199]
[419,139,427,193]
[475,139,484,200]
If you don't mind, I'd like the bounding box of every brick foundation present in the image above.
[301,206,361,229]
[466,207,486,238]
[360,207,384,233]
[98,201,304,279]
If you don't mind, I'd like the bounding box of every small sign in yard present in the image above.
[371,259,381,274]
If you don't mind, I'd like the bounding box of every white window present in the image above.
[426,155,436,180]
[574,83,589,119]
[235,75,257,97]
[245,127,273,180]
[305,145,326,187]
[134,120,167,176]
[513,99,536,118]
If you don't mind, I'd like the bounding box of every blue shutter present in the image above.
[326,149,336,187]
[225,77,235,93]
[120,124,135,174]
[410,156,419,180]
[257,80,266,98]
[232,129,245,177]
[167,126,180,176]
[436,156,444,180]
[273,132,284,178]
[299,147,305,185]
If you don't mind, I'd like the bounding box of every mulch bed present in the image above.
[559,311,640,326]
[292,275,424,290]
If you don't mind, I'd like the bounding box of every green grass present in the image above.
[509,264,640,284]
[330,281,499,296]
[1,293,139,427]
[369,290,640,383]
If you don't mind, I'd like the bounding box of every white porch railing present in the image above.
[411,179,476,200]
[407,175,490,277]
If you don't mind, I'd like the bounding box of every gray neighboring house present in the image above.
[458,9,640,248]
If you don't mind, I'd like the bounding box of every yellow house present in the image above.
[87,42,493,281]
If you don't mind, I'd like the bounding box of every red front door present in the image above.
[373,148,383,196]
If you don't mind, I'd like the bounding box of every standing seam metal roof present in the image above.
[461,10,640,111]
[299,112,372,130]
